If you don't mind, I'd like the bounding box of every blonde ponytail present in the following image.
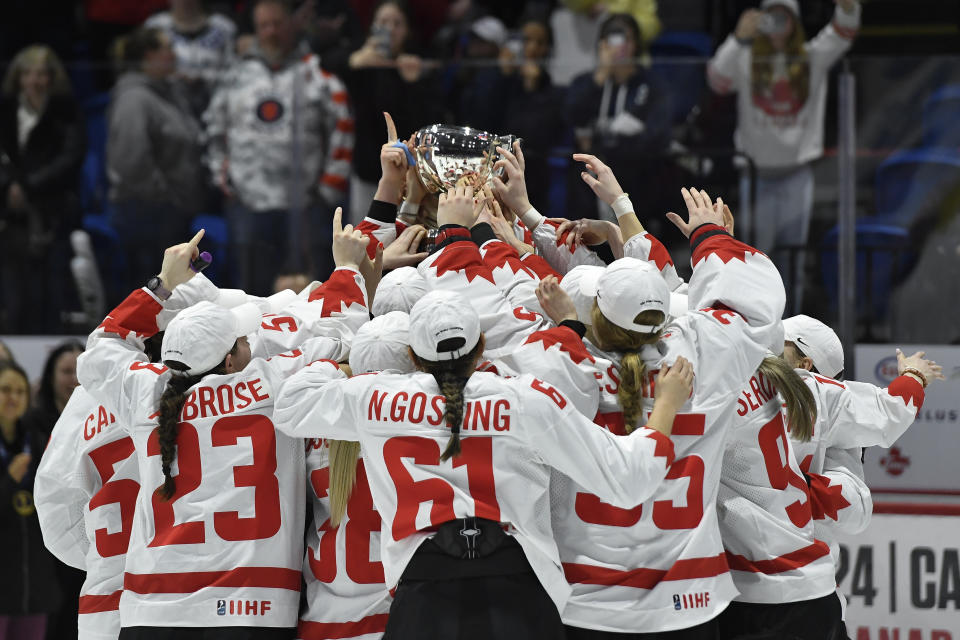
[328,440,362,527]
[758,356,817,442]
[591,301,663,433]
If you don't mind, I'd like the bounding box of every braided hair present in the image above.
[409,335,486,462]
[156,340,238,501]
[591,302,664,433]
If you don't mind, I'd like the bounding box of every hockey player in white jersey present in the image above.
[274,253,695,640]
[538,168,785,637]
[75,215,371,639]
[296,314,412,640]
[716,356,842,639]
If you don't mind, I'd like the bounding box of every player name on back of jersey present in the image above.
[736,372,777,416]
[179,377,271,421]
[82,404,117,441]
[368,389,511,432]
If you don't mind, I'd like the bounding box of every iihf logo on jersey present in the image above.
[217,600,226,616]
[672,592,710,610]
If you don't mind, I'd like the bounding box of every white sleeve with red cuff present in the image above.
[622,231,685,291]
[802,370,925,450]
[531,219,605,275]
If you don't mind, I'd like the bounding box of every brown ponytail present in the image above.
[156,341,239,500]
[409,335,485,462]
[328,440,361,527]
[591,302,663,433]
[757,356,816,442]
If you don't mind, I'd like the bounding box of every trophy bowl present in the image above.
[414,124,518,194]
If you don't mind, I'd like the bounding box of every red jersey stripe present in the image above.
[563,553,728,590]
[124,567,302,594]
[725,539,831,574]
[78,590,122,614]
[297,613,390,639]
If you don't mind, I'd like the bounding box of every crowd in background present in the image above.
[0,0,872,338]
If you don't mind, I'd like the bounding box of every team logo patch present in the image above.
[217,599,226,615]
[256,99,285,123]
[880,446,910,476]
[672,591,710,610]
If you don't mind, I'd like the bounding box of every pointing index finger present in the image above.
[333,207,343,234]
[384,111,398,142]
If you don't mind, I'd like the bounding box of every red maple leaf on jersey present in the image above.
[523,328,595,365]
[309,269,366,316]
[481,242,536,279]
[643,232,675,271]
[799,454,851,521]
[97,289,161,340]
[806,472,851,521]
[691,227,762,266]
[430,242,497,285]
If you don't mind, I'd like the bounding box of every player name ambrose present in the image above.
[368,389,512,431]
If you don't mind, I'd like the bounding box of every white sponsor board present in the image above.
[854,345,960,494]
[837,512,960,639]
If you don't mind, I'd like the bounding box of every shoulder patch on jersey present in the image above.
[523,328,595,365]
[431,243,497,285]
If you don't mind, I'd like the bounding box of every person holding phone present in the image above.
[708,0,861,312]
[565,13,674,226]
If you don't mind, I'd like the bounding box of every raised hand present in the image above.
[491,141,531,215]
[896,349,945,387]
[535,276,578,325]
[665,188,725,238]
[437,184,477,228]
[331,207,369,270]
[721,201,735,237]
[159,228,205,290]
[383,224,429,269]
[376,111,407,204]
[735,9,762,40]
[573,153,626,206]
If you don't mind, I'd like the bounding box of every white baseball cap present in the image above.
[372,266,428,316]
[782,314,844,378]
[595,258,671,333]
[408,290,481,361]
[350,311,415,374]
[560,265,604,324]
[161,301,261,376]
[761,0,800,16]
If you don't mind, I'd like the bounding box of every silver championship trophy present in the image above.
[414,124,519,194]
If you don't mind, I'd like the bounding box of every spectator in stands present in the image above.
[107,27,205,298]
[0,45,85,334]
[550,0,660,87]
[20,341,83,640]
[0,360,62,640]
[458,10,562,211]
[22,341,82,440]
[205,0,354,293]
[708,0,861,311]
[144,0,237,118]
[565,13,673,223]
[324,0,444,224]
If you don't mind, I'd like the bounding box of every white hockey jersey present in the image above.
[717,371,835,605]
[298,439,391,640]
[35,387,137,640]
[75,270,369,628]
[791,370,922,554]
[274,364,676,611]
[552,224,785,632]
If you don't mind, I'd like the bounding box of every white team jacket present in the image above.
[75,269,369,628]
